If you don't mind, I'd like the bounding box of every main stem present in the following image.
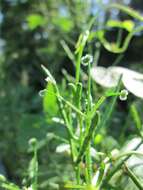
[85,61,92,184]
[75,42,84,184]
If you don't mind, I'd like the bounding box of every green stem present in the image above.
[58,95,85,117]
[76,47,83,84]
[85,62,92,184]
[124,163,143,190]
[90,96,106,119]
[102,140,143,186]
[87,62,91,112]
[114,151,143,161]
[86,144,92,184]
[108,3,143,21]
[75,165,81,185]
[76,113,99,165]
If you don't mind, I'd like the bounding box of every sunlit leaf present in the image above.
[107,20,135,32]
[123,20,135,32]
[43,82,58,116]
[130,104,142,131]
[52,17,73,32]
[1,183,20,190]
[27,14,46,30]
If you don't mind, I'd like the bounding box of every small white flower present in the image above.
[119,89,128,101]
[81,54,93,66]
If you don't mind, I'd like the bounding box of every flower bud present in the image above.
[119,89,128,101]
[81,54,93,66]
[28,138,37,147]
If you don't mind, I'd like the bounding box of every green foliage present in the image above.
[28,138,38,190]
[94,3,143,53]
[1,1,143,190]
[106,20,135,32]
[17,114,47,152]
[0,175,20,190]
[130,104,143,136]
[43,83,58,117]
[27,14,46,30]
[52,17,73,32]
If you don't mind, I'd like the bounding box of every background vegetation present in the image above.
[0,0,143,189]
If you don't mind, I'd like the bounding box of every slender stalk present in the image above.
[75,31,89,85]
[33,146,38,190]
[124,163,143,190]
[90,96,106,119]
[86,144,92,184]
[102,140,143,187]
[76,113,99,165]
[87,62,91,112]
[76,47,83,84]
[108,3,143,21]
[75,165,81,185]
[85,61,92,184]
[114,151,143,161]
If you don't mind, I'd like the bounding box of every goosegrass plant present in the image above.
[40,45,143,189]
[1,3,143,190]
[40,11,143,189]
[41,54,126,190]
[40,3,143,189]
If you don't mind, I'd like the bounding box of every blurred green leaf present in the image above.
[109,3,143,22]
[17,114,47,151]
[43,83,58,117]
[52,17,73,32]
[107,20,135,32]
[130,104,142,132]
[27,14,46,30]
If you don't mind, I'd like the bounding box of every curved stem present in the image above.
[124,163,143,190]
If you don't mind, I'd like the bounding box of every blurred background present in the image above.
[0,0,143,189]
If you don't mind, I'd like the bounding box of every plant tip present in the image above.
[39,89,46,97]
[28,138,37,146]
